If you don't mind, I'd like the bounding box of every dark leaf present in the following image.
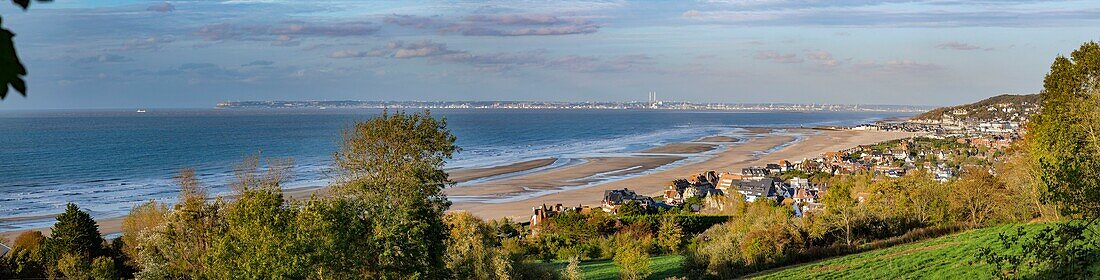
[11,76,25,95]
[14,0,30,10]
[1,82,8,99]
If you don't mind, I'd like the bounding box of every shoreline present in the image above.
[1,128,918,244]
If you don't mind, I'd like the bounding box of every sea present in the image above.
[0,109,913,231]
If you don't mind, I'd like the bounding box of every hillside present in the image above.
[751,223,1084,279]
[910,94,1040,123]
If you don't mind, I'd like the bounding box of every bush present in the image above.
[614,241,652,280]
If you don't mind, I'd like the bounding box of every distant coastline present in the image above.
[216,100,933,113]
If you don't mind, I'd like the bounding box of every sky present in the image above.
[1,0,1099,110]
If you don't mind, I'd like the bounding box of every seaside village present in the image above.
[531,116,1025,230]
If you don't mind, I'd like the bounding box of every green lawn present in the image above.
[555,255,685,280]
[752,223,1058,279]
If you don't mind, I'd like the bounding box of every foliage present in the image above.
[444,211,513,280]
[613,240,652,280]
[332,110,456,279]
[50,203,106,258]
[0,0,48,99]
[563,256,583,280]
[911,94,1040,122]
[950,167,1010,226]
[120,200,166,269]
[755,224,1071,279]
[562,255,684,280]
[657,215,685,254]
[979,41,1100,278]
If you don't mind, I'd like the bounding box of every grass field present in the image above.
[752,223,1054,279]
[553,255,685,280]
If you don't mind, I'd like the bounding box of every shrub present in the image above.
[614,242,652,280]
[562,256,583,280]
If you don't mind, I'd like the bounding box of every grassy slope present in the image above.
[559,255,684,280]
[753,224,1046,279]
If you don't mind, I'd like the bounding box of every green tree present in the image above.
[444,211,513,280]
[613,241,651,280]
[980,41,1100,278]
[49,203,106,258]
[3,231,48,278]
[657,215,684,254]
[134,169,223,278]
[332,110,457,279]
[202,157,306,279]
[562,256,583,280]
[821,177,863,246]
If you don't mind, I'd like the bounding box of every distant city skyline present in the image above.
[1,0,1099,110]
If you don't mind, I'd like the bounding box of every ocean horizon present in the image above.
[0,108,912,231]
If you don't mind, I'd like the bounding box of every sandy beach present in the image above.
[449,128,917,221]
[1,128,917,244]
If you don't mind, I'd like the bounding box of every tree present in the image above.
[980,41,1100,278]
[49,203,105,258]
[617,200,646,216]
[134,169,222,278]
[657,215,684,254]
[3,231,48,278]
[120,200,166,268]
[951,167,1006,226]
[332,110,457,279]
[613,241,651,280]
[202,157,307,279]
[821,176,864,246]
[562,256,583,280]
[444,211,512,280]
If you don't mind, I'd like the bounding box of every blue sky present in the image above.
[1,0,1098,109]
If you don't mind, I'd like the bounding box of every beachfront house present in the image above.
[602,188,657,213]
[741,166,770,178]
[734,178,778,202]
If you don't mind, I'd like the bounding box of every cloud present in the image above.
[118,36,175,51]
[680,2,1100,27]
[853,59,942,72]
[147,2,175,13]
[195,21,379,43]
[805,50,840,67]
[546,54,655,73]
[270,20,377,37]
[195,23,242,41]
[328,50,370,59]
[438,51,548,71]
[384,14,443,28]
[242,60,275,67]
[464,14,584,25]
[754,51,803,63]
[936,41,992,51]
[386,13,600,36]
[76,54,133,64]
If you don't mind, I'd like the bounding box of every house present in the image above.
[788,177,812,190]
[766,163,783,174]
[741,166,770,178]
[778,160,793,172]
[716,173,743,191]
[602,188,657,213]
[733,178,777,202]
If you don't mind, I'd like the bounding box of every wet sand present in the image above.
[641,143,717,154]
[696,136,739,142]
[447,158,558,183]
[449,129,918,221]
[1,128,918,244]
[446,156,684,198]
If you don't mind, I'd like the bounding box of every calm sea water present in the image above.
[0,109,911,230]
